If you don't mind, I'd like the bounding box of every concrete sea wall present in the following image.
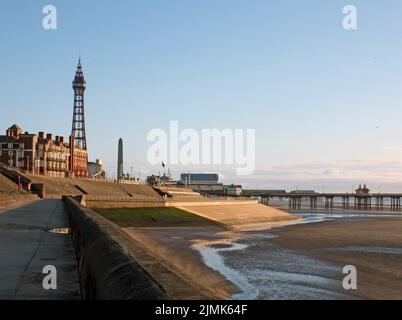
[62,196,168,300]
[84,195,166,209]
[0,194,39,209]
[84,195,257,209]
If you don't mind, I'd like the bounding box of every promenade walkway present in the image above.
[0,200,80,299]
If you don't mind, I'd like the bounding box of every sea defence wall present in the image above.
[0,165,31,191]
[62,196,168,300]
[84,195,166,209]
[31,183,45,199]
[0,172,21,194]
[84,195,258,209]
[0,194,39,209]
[83,195,298,229]
[25,174,162,199]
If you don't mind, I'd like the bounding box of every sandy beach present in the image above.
[122,214,402,300]
[267,216,402,299]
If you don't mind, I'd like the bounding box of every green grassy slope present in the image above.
[94,207,226,228]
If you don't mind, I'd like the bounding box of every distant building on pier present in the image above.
[356,184,370,195]
[223,184,243,197]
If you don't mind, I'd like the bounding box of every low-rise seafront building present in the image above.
[0,124,88,178]
[88,159,106,179]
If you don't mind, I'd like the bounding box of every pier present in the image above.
[255,192,402,212]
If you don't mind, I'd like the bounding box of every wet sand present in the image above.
[267,217,402,299]
[123,215,402,300]
[123,226,241,299]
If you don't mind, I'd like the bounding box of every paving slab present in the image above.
[0,200,80,300]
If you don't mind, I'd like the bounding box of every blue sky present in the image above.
[1,0,402,190]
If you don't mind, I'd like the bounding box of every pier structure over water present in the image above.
[254,192,402,212]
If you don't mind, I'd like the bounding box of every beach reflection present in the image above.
[192,239,261,299]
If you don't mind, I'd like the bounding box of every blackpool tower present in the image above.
[70,58,88,178]
[71,58,87,150]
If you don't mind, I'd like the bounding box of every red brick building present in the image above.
[0,124,88,178]
[0,125,38,172]
[37,132,70,178]
[0,60,91,179]
[69,136,88,178]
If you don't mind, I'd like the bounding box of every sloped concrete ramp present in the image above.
[176,203,298,229]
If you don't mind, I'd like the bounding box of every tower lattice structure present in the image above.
[71,58,87,150]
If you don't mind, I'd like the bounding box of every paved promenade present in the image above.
[0,200,80,299]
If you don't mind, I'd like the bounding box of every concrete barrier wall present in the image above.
[31,183,45,199]
[62,196,168,300]
[84,196,257,209]
[0,194,38,208]
[0,165,31,191]
[166,200,258,207]
[86,200,167,209]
